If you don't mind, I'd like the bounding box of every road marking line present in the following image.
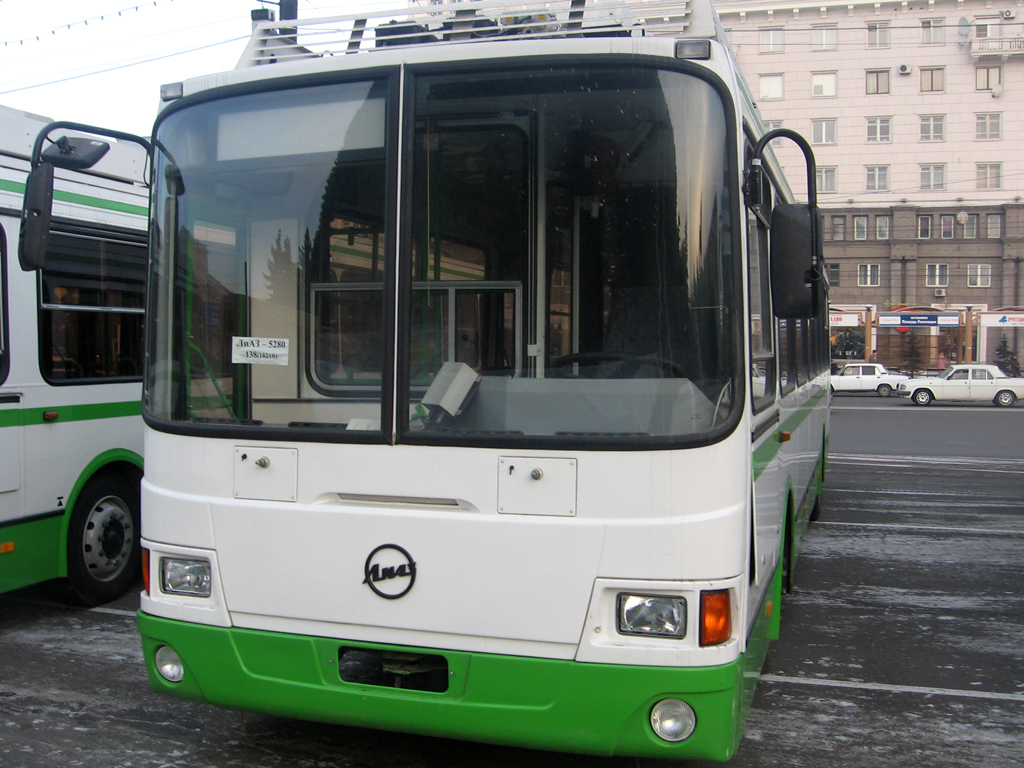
[761,674,1024,702]
[2,594,137,618]
[89,606,137,618]
[813,521,1024,536]
[830,453,1024,472]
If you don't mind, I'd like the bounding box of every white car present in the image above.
[896,364,1024,407]
[831,363,908,397]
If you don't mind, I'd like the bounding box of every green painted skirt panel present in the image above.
[0,515,63,594]
[138,612,754,761]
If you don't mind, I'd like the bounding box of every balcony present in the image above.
[970,36,1024,59]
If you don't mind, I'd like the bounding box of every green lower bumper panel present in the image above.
[137,612,748,761]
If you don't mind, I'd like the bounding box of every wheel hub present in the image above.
[81,496,134,581]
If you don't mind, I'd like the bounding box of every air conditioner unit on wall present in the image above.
[934,288,947,297]
[898,64,912,75]
[1003,9,1015,19]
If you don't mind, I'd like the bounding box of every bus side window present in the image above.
[39,231,146,381]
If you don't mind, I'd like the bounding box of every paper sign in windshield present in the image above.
[231,337,289,365]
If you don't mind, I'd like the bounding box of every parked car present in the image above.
[831,362,909,397]
[895,364,1024,406]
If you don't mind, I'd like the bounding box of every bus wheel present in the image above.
[67,473,141,606]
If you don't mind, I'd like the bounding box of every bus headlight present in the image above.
[651,698,696,742]
[617,593,686,638]
[161,557,212,597]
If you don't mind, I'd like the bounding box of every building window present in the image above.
[760,28,784,53]
[976,113,1001,140]
[976,66,1001,90]
[926,263,949,287]
[941,215,955,239]
[876,215,891,239]
[765,120,783,146]
[812,72,838,98]
[813,24,838,50]
[920,115,945,141]
[921,18,945,44]
[853,216,868,240]
[866,165,889,191]
[987,214,1002,238]
[816,166,837,193]
[975,20,997,39]
[968,264,992,288]
[977,163,1001,189]
[918,216,933,238]
[826,263,841,286]
[921,164,946,190]
[831,216,846,240]
[812,119,837,145]
[921,67,945,92]
[867,21,891,48]
[867,117,891,142]
[964,214,978,238]
[866,70,890,95]
[760,74,784,100]
[858,263,881,286]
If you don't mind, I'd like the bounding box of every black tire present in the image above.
[912,389,933,406]
[994,390,1016,407]
[66,472,141,606]
[877,383,893,397]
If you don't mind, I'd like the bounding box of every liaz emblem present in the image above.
[363,544,416,599]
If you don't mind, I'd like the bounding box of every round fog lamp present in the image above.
[650,698,696,742]
[155,645,185,683]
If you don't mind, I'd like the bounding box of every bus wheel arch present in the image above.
[66,461,143,606]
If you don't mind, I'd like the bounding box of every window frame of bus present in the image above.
[396,57,746,450]
[143,58,744,449]
[38,224,147,385]
[142,68,402,443]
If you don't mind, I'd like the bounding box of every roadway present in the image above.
[0,397,1021,767]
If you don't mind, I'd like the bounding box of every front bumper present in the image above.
[137,611,748,761]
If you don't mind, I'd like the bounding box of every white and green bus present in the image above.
[0,107,149,605]
[134,0,829,760]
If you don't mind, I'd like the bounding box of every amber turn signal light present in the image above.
[700,589,732,646]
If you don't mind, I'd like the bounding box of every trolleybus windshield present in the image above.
[146,65,738,444]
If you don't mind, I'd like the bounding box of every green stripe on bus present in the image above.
[752,386,828,481]
[0,399,141,428]
[53,189,148,217]
[0,178,25,195]
[0,177,147,217]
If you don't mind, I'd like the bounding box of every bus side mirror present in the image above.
[19,162,55,272]
[42,135,110,171]
[770,203,822,319]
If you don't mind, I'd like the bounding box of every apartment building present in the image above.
[718,0,1024,366]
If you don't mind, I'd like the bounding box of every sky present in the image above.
[0,0,403,136]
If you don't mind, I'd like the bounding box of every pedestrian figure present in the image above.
[869,349,878,363]
[937,351,947,372]
[1010,353,1021,377]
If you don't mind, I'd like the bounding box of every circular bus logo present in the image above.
[362,544,417,599]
